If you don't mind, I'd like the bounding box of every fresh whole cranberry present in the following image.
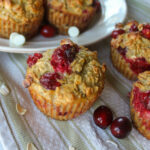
[130,24,138,32]
[51,44,79,73]
[111,29,125,39]
[141,24,150,39]
[40,25,56,38]
[40,72,62,90]
[110,117,132,139]
[27,53,43,67]
[93,105,113,129]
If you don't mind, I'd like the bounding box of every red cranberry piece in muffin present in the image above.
[51,44,79,74]
[126,57,150,75]
[117,47,150,75]
[27,53,43,67]
[40,72,62,90]
[130,24,138,32]
[117,47,127,57]
[141,24,150,39]
[111,29,125,39]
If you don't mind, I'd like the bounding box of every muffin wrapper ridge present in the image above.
[29,85,104,120]
[111,47,137,80]
[0,17,43,39]
[47,9,96,35]
[130,90,150,139]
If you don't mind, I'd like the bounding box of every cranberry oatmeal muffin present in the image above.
[111,21,150,80]
[0,0,44,39]
[130,71,150,139]
[45,0,100,34]
[24,39,106,120]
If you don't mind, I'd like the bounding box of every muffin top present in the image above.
[0,0,44,24]
[111,21,150,63]
[25,39,105,104]
[48,0,99,14]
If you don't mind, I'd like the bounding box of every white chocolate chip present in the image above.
[68,26,80,37]
[16,103,27,115]
[9,32,26,47]
[69,146,76,150]
[106,140,118,148]
[27,143,37,150]
[0,82,9,96]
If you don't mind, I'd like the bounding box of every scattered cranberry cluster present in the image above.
[40,44,79,90]
[111,23,150,39]
[117,47,150,75]
[93,105,132,139]
[27,43,79,90]
[132,87,150,113]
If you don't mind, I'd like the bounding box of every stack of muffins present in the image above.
[0,0,100,39]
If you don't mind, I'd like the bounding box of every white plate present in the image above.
[0,0,127,53]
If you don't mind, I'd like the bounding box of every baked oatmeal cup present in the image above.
[45,0,100,34]
[0,0,44,39]
[23,39,106,120]
[111,21,150,80]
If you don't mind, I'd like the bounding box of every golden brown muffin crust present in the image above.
[111,21,150,63]
[0,0,44,24]
[133,71,150,92]
[26,39,106,105]
[48,0,95,14]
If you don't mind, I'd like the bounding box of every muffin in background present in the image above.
[130,71,150,139]
[45,0,100,35]
[111,21,150,80]
[0,0,44,39]
[24,39,106,120]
